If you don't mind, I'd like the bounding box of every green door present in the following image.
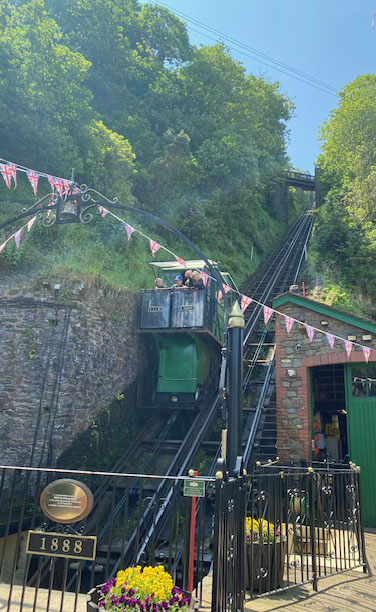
[345,363,376,527]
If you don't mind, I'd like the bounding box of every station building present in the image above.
[272,292,376,526]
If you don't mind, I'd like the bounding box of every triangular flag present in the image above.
[7,163,17,188]
[306,324,315,342]
[14,229,22,250]
[27,216,36,232]
[263,305,273,325]
[27,170,39,196]
[0,163,12,189]
[149,239,161,257]
[217,290,222,303]
[201,272,209,287]
[124,223,135,241]
[345,340,353,358]
[175,255,187,267]
[363,346,371,363]
[99,206,109,218]
[223,284,231,294]
[241,295,252,313]
[326,333,335,349]
[285,315,294,334]
[54,178,64,197]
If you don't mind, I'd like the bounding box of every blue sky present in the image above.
[145,0,376,172]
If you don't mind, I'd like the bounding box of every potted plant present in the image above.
[87,565,191,611]
[244,518,286,593]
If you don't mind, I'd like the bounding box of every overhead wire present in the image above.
[151,0,339,97]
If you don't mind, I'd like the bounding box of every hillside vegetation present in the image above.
[0,0,303,288]
[312,75,376,314]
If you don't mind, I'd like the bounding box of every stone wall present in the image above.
[0,277,142,467]
[275,302,376,463]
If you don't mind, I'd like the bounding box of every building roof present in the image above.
[272,292,376,335]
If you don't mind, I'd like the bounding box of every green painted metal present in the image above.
[155,334,212,394]
[345,363,376,527]
[272,293,376,334]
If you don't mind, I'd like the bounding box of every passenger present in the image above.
[154,278,166,289]
[184,270,194,288]
[171,274,185,288]
[191,270,204,289]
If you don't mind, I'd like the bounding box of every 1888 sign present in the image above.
[26,531,97,561]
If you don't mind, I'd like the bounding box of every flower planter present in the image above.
[87,581,192,611]
[244,539,287,593]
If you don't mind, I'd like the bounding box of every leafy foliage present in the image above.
[0,0,300,287]
[314,75,376,302]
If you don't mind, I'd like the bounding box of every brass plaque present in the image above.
[26,531,97,561]
[40,479,94,524]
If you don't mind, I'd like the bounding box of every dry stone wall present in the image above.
[0,277,141,467]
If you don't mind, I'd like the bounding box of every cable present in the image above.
[152,0,339,97]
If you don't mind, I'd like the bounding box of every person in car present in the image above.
[154,278,166,289]
[171,274,185,288]
[191,270,204,289]
[184,270,194,287]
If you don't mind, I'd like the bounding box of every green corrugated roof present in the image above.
[272,292,376,334]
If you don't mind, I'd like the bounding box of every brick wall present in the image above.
[275,301,376,463]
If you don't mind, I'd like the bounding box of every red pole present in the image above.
[302,281,306,297]
[188,470,198,593]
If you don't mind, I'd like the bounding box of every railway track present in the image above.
[61,205,314,589]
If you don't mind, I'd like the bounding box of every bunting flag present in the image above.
[27,170,39,196]
[345,340,353,358]
[326,333,335,349]
[62,179,71,200]
[124,223,135,241]
[0,163,12,189]
[8,163,17,188]
[285,315,294,334]
[201,272,208,287]
[149,239,161,257]
[223,284,231,294]
[14,229,22,250]
[175,256,187,267]
[47,175,55,191]
[241,294,252,313]
[363,346,371,363]
[99,206,109,218]
[372,10,376,29]
[27,216,36,232]
[54,178,64,197]
[217,290,222,303]
[263,305,273,325]
[306,324,315,342]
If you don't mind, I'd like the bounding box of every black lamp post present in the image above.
[227,301,245,475]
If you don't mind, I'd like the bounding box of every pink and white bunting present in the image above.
[241,294,252,313]
[8,163,17,188]
[27,216,36,232]
[217,290,222,303]
[201,272,209,287]
[27,170,39,196]
[0,163,12,189]
[175,256,187,267]
[305,324,315,342]
[149,239,161,257]
[285,315,294,334]
[14,229,22,250]
[363,346,371,363]
[344,340,353,358]
[99,206,109,218]
[263,305,273,325]
[326,333,335,349]
[124,223,135,241]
